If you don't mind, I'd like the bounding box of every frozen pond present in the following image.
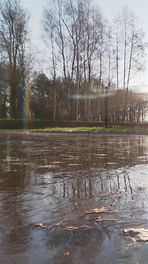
[1,132,148,263]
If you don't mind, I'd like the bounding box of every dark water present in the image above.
[1,132,148,263]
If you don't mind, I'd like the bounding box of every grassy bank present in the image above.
[33,125,148,134]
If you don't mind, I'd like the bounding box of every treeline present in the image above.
[0,0,147,123]
[31,73,147,123]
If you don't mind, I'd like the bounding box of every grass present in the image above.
[33,125,148,133]
[1,125,148,134]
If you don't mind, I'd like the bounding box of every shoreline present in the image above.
[1,129,148,136]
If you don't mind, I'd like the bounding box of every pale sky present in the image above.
[21,0,148,88]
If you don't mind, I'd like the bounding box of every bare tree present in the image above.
[126,16,145,90]
[43,0,106,120]
[113,17,121,89]
[114,8,146,90]
[0,0,29,118]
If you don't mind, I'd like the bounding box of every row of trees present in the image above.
[43,0,146,90]
[0,0,147,122]
[31,73,147,123]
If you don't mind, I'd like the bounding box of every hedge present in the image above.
[0,119,146,129]
[0,119,104,129]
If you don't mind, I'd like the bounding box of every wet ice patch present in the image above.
[123,228,148,242]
